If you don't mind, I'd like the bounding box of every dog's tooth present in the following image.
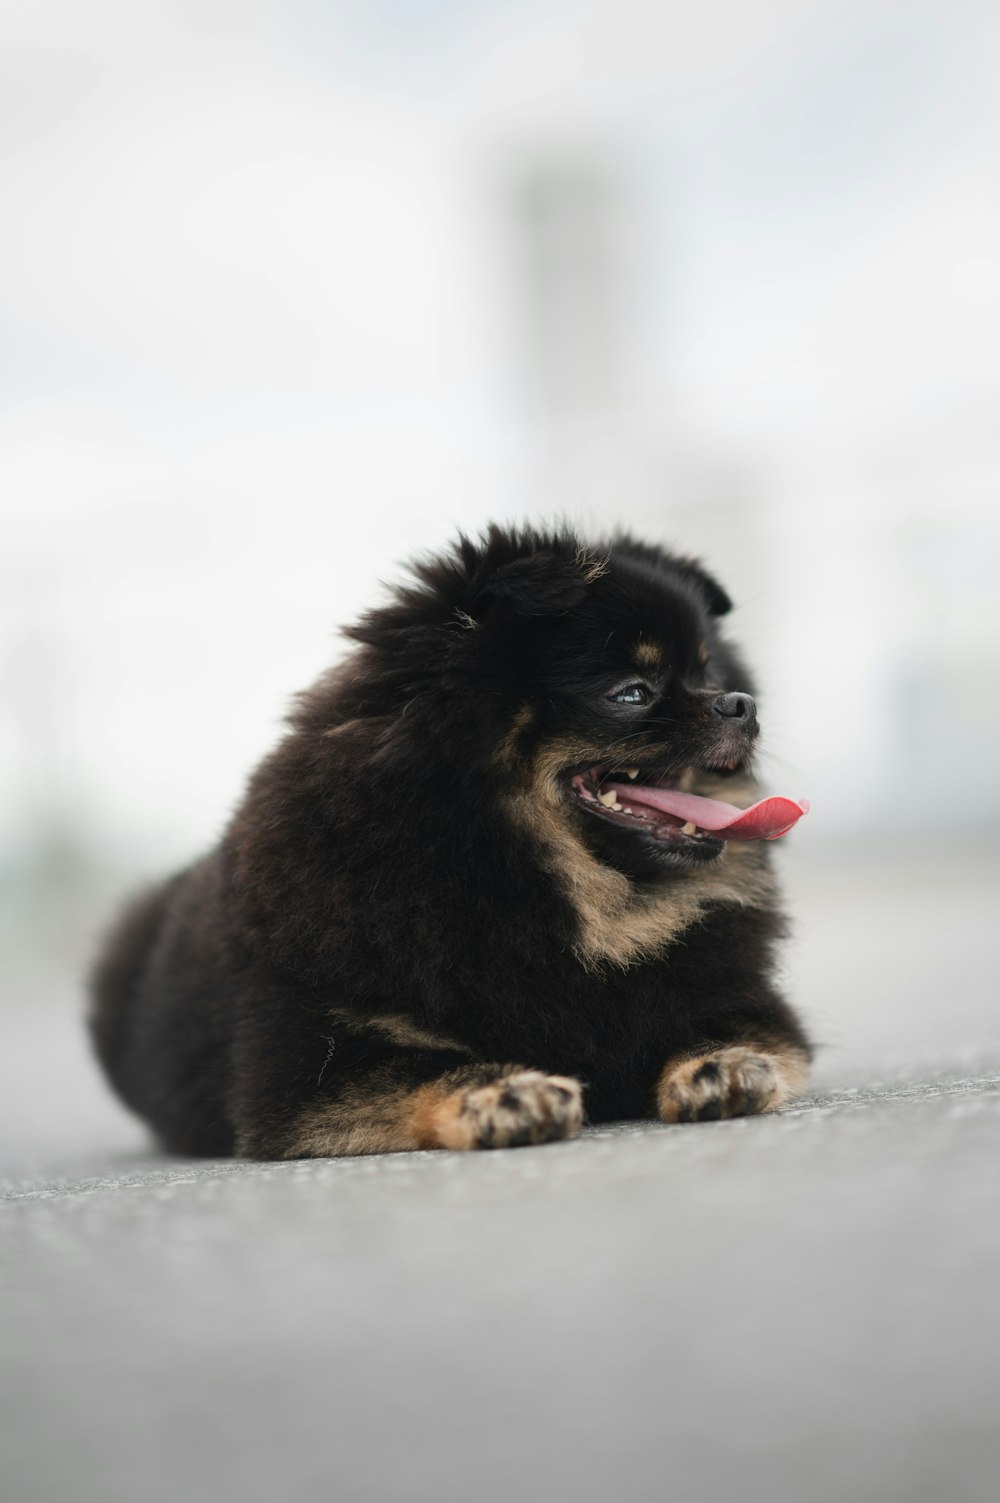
[626,767,639,780]
[611,802,623,812]
[681,821,697,835]
[598,790,616,807]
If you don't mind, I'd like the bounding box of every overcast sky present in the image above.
[2,0,999,883]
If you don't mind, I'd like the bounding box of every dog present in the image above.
[90,525,812,1157]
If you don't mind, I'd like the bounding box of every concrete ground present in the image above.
[2,844,999,1503]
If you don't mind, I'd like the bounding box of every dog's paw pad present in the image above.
[444,1070,584,1150]
[658,1047,786,1124]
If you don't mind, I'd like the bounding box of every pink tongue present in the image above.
[604,782,810,841]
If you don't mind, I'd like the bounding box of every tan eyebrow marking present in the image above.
[698,642,710,666]
[633,639,662,670]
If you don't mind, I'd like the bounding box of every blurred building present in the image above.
[2,0,999,977]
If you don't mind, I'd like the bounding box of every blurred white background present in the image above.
[2,0,1000,1003]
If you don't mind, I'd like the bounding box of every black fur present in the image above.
[89,525,811,1156]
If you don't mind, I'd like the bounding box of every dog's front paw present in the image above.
[436,1070,584,1150]
[657,1046,806,1124]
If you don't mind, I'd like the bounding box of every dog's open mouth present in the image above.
[568,765,809,850]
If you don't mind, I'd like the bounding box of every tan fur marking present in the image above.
[502,739,778,971]
[657,1045,810,1123]
[284,1069,584,1158]
[698,642,710,666]
[633,639,662,670]
[330,1008,470,1056]
[320,714,363,739]
[494,703,536,769]
[575,546,610,584]
[409,1078,472,1150]
[285,1079,431,1158]
[414,1070,584,1150]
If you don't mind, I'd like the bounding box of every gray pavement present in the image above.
[2,845,999,1503]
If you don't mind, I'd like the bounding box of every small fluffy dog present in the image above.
[90,526,811,1157]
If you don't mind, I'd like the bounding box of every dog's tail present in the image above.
[87,876,178,1101]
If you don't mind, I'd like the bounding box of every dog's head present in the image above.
[323,526,779,881]
[465,529,759,878]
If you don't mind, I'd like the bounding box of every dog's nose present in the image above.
[712,691,757,723]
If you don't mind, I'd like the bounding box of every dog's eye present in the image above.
[609,683,651,706]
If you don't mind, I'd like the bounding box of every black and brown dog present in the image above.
[90,526,812,1157]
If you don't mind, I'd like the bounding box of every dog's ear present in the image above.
[480,548,596,618]
[672,558,732,617]
[345,533,602,655]
[610,535,732,617]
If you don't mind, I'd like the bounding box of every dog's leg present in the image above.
[237,1058,585,1159]
[655,1043,810,1124]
